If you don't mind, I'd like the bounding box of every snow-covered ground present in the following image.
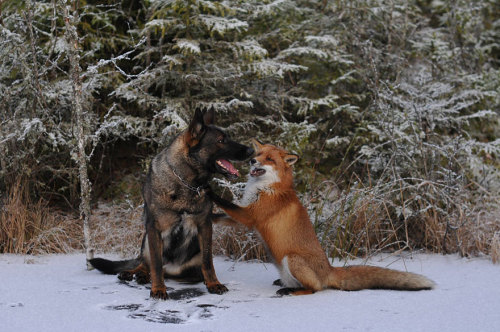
[1,253,499,332]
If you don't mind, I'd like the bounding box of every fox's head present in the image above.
[246,139,299,190]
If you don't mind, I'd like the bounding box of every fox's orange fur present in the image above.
[212,140,435,295]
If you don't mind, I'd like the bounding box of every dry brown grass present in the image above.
[0,179,83,254]
[0,179,143,256]
[213,225,269,261]
[90,202,143,257]
[491,232,500,264]
[306,178,500,262]
[90,203,268,261]
[2,178,498,264]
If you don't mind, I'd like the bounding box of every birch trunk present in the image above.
[63,4,94,269]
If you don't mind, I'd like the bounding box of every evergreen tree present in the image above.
[1,0,498,257]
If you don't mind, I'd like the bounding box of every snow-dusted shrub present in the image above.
[303,0,500,259]
[1,0,498,260]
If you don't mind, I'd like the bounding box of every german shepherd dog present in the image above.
[90,107,254,299]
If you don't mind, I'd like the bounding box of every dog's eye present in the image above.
[217,137,224,144]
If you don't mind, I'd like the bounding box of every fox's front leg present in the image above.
[209,192,254,228]
[210,213,246,229]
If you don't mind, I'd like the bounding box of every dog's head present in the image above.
[184,107,254,180]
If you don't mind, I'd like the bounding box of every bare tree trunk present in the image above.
[63,4,94,269]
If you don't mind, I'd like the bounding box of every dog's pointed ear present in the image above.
[251,139,264,153]
[186,108,206,147]
[284,154,299,166]
[203,107,215,125]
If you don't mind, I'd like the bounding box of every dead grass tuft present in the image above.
[2,178,498,264]
[0,179,83,254]
[90,202,143,257]
[489,232,500,264]
[307,179,500,262]
[0,178,143,256]
[213,225,269,262]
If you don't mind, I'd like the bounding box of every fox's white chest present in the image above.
[238,165,279,206]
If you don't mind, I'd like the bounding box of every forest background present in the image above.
[1,0,499,263]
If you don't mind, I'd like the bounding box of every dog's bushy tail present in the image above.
[89,257,141,275]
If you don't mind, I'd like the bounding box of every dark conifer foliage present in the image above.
[1,1,499,257]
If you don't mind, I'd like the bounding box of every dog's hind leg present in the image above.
[118,262,150,283]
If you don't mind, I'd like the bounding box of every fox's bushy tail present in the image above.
[89,257,141,275]
[329,265,435,291]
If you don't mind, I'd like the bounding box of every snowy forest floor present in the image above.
[1,253,499,332]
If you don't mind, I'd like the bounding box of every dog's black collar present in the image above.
[168,162,208,196]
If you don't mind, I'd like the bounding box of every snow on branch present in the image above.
[17,118,45,142]
[174,39,201,55]
[290,96,359,117]
[251,0,292,18]
[197,99,254,113]
[250,59,307,78]
[144,18,179,32]
[277,47,328,60]
[199,15,248,35]
[162,55,183,67]
[234,39,268,60]
[305,35,339,47]
[154,104,188,137]
[86,38,148,79]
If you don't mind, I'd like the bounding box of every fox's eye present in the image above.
[266,156,273,162]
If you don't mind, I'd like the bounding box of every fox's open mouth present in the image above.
[216,159,239,179]
[250,167,266,177]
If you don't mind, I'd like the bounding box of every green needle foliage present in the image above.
[1,0,499,258]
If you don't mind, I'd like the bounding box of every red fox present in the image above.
[210,140,435,295]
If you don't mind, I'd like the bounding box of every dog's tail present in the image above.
[89,257,141,275]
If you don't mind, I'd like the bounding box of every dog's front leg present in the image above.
[147,225,168,300]
[197,218,228,294]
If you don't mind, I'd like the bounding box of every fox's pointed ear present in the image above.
[203,107,215,125]
[186,108,206,146]
[251,139,264,153]
[284,154,299,166]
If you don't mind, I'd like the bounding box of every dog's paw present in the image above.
[150,288,169,300]
[206,283,228,295]
[118,271,133,281]
[273,279,283,286]
[135,271,150,285]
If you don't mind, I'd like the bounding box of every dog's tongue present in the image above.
[218,159,239,177]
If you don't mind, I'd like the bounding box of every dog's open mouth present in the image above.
[250,168,266,177]
[216,159,239,179]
